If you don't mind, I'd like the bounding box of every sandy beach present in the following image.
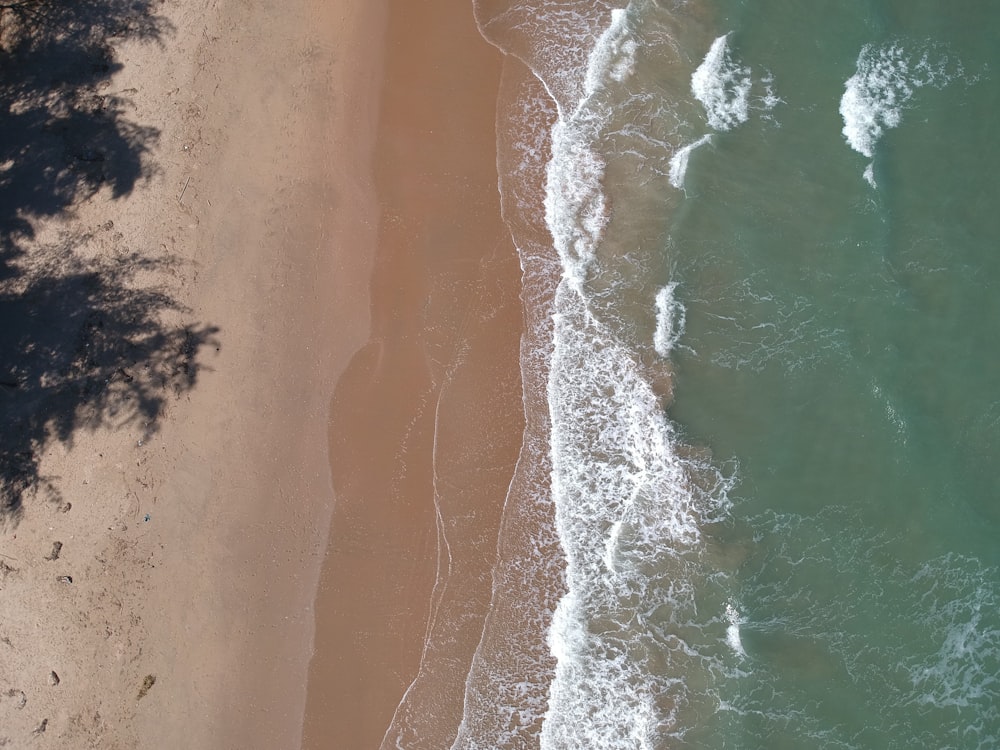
[0,0,383,746]
[1,0,524,746]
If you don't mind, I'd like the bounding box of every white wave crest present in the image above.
[725,601,747,657]
[691,35,753,131]
[840,42,965,168]
[543,9,640,291]
[668,134,712,190]
[654,282,687,356]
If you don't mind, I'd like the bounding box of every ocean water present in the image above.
[384,1,1000,748]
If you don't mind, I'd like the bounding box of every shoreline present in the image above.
[303,0,526,747]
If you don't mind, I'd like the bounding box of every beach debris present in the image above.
[55,575,73,584]
[57,501,72,513]
[4,689,26,709]
[45,541,63,561]
[32,719,47,735]
[178,176,191,203]
[48,671,60,686]
[143,513,151,523]
[137,674,156,700]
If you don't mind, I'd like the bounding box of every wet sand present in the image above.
[302,0,525,747]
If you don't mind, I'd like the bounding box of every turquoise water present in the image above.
[386,2,1000,747]
[667,1,1000,746]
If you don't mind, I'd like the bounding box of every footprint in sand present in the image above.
[4,689,26,709]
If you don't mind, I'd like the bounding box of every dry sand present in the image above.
[1,0,384,747]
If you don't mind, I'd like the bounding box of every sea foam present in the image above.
[654,282,686,356]
[725,511,1000,747]
[542,287,733,750]
[539,10,738,748]
[724,601,746,657]
[543,9,634,292]
[691,35,753,131]
[907,555,1000,715]
[840,42,965,179]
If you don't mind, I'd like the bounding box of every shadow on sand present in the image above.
[0,0,218,525]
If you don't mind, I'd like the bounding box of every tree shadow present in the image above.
[0,2,218,524]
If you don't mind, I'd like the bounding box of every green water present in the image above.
[665,1,1000,745]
